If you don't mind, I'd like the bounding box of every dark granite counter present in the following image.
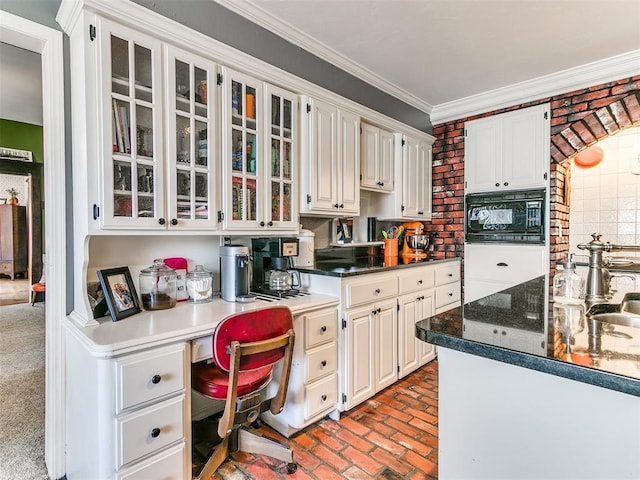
[297,249,459,278]
[417,275,640,397]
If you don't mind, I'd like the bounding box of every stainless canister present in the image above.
[219,245,251,302]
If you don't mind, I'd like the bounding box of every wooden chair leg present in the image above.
[194,437,230,480]
[31,290,37,306]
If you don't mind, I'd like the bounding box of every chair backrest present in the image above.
[212,306,294,372]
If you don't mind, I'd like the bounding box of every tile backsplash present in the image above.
[569,125,640,258]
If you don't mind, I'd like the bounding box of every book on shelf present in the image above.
[113,98,124,153]
[120,105,131,154]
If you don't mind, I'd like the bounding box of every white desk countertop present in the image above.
[64,293,339,358]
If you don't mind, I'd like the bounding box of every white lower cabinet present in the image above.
[261,306,339,437]
[301,259,461,411]
[65,337,190,479]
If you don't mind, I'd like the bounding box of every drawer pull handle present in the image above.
[151,374,162,384]
[321,394,327,402]
[496,262,508,267]
[321,360,327,367]
[151,427,161,438]
[375,288,381,294]
[320,326,327,333]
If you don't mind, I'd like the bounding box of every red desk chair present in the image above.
[31,282,46,306]
[192,306,297,479]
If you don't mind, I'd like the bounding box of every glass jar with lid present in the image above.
[553,253,585,305]
[139,259,177,310]
[186,265,213,303]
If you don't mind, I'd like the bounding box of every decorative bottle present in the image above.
[553,253,585,304]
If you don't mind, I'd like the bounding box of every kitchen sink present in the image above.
[587,292,640,328]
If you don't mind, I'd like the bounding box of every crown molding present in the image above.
[214,0,432,115]
[431,49,640,125]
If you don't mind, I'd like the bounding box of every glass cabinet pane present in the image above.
[111,36,129,95]
[134,44,152,102]
[176,115,190,164]
[175,60,190,112]
[195,121,207,167]
[268,91,294,224]
[136,105,153,158]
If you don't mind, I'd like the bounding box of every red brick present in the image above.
[611,81,640,95]
[369,447,414,476]
[311,464,346,480]
[246,459,287,480]
[386,416,424,438]
[551,134,576,158]
[335,430,375,453]
[560,127,586,150]
[583,113,608,139]
[292,432,316,449]
[342,446,383,475]
[310,444,350,472]
[403,450,438,476]
[623,93,640,122]
[307,426,346,452]
[610,100,632,128]
[391,430,434,456]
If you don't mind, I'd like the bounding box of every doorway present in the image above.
[1,11,66,479]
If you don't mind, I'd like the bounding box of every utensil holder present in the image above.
[384,238,398,257]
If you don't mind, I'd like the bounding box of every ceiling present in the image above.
[225,0,640,121]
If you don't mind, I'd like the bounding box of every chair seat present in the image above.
[192,362,273,399]
[31,283,46,293]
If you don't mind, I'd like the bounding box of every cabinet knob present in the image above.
[170,218,178,226]
[372,309,378,315]
[448,273,453,277]
[377,307,381,313]
[267,221,273,227]
[493,329,498,334]
[321,394,327,402]
[418,211,424,215]
[151,428,161,438]
[320,326,327,333]
[503,182,509,186]
[151,374,162,384]
[339,204,344,208]
[501,330,507,336]
[333,203,339,208]
[417,279,423,284]
[158,218,166,225]
[495,182,500,187]
[259,221,265,227]
[321,360,327,367]
[448,292,453,297]
[375,288,381,294]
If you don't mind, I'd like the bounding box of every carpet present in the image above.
[0,302,48,480]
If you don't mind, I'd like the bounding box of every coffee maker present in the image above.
[251,237,300,294]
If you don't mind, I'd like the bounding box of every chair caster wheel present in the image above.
[286,462,297,474]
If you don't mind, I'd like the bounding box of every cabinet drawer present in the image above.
[117,442,186,480]
[398,267,435,294]
[116,343,186,413]
[435,261,460,286]
[306,342,337,383]
[116,394,185,469]
[436,282,461,309]
[305,374,337,420]
[465,244,546,283]
[344,275,398,308]
[0,262,11,273]
[305,308,338,349]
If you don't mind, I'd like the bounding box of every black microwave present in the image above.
[465,189,545,244]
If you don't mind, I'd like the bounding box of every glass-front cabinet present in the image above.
[99,21,218,230]
[221,68,297,231]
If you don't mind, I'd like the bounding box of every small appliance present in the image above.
[251,237,300,295]
[401,221,429,258]
[292,229,315,268]
[220,245,252,302]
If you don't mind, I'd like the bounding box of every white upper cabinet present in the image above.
[220,68,298,231]
[300,96,360,216]
[464,103,550,194]
[373,133,434,220]
[96,20,219,231]
[361,122,394,192]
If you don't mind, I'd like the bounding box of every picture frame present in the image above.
[97,266,141,321]
[0,198,6,205]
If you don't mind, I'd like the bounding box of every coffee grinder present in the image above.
[251,237,300,294]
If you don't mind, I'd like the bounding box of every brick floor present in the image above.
[209,360,438,480]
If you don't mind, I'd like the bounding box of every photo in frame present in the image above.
[97,266,141,321]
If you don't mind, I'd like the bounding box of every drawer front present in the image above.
[116,343,186,413]
[117,442,186,480]
[435,261,460,286]
[436,282,461,309]
[116,394,185,469]
[0,262,11,273]
[398,267,435,294]
[305,308,338,349]
[465,244,546,283]
[306,342,337,383]
[305,374,337,420]
[344,275,398,309]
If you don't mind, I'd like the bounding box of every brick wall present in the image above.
[427,75,640,276]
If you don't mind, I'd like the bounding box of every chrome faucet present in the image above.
[577,233,640,302]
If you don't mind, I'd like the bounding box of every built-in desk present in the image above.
[64,294,338,480]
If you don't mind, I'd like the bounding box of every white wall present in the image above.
[569,125,640,259]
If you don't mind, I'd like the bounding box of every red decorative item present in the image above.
[164,257,188,301]
[573,146,604,168]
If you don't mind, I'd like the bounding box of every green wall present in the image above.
[0,119,43,163]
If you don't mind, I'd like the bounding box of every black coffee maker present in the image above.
[251,237,300,294]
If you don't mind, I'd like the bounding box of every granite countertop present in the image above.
[417,275,640,397]
[297,254,459,277]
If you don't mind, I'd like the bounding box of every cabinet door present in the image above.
[418,293,436,365]
[265,85,298,230]
[402,135,421,218]
[100,21,164,229]
[416,139,432,219]
[307,98,337,212]
[398,290,434,378]
[373,300,398,391]
[337,110,360,214]
[502,105,549,190]
[221,68,263,229]
[165,47,218,229]
[464,117,502,194]
[378,128,395,192]
[360,123,379,190]
[344,306,374,410]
